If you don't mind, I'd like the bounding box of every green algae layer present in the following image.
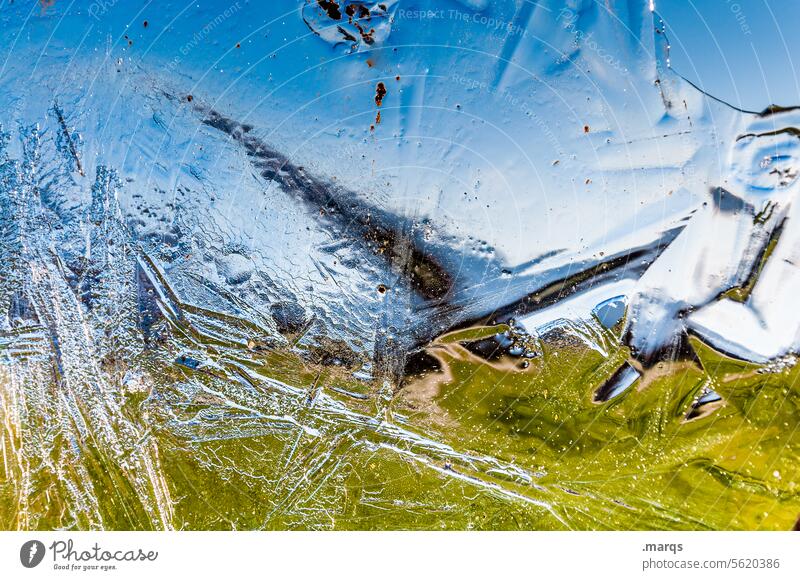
[2,314,800,531]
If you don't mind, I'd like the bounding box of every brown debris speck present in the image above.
[345,3,370,19]
[317,0,342,20]
[375,82,386,107]
[39,0,56,15]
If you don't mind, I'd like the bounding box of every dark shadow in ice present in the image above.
[594,361,640,403]
[685,388,723,421]
[199,106,453,302]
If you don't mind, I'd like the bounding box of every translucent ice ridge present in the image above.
[2,0,800,532]
[0,0,797,373]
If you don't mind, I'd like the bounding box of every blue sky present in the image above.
[658,0,800,111]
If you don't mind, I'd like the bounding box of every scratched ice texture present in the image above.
[1,0,800,530]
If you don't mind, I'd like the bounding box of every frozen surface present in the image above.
[1,0,800,530]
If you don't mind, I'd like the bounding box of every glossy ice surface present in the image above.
[1,0,799,530]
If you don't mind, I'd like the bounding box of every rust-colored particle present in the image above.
[375,111,382,125]
[186,95,194,103]
[375,82,386,107]
[358,27,376,45]
[583,124,590,133]
[39,0,56,15]
[317,0,342,20]
[377,284,387,294]
[343,7,375,44]
[395,75,400,81]
[346,3,370,19]
[366,59,374,67]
